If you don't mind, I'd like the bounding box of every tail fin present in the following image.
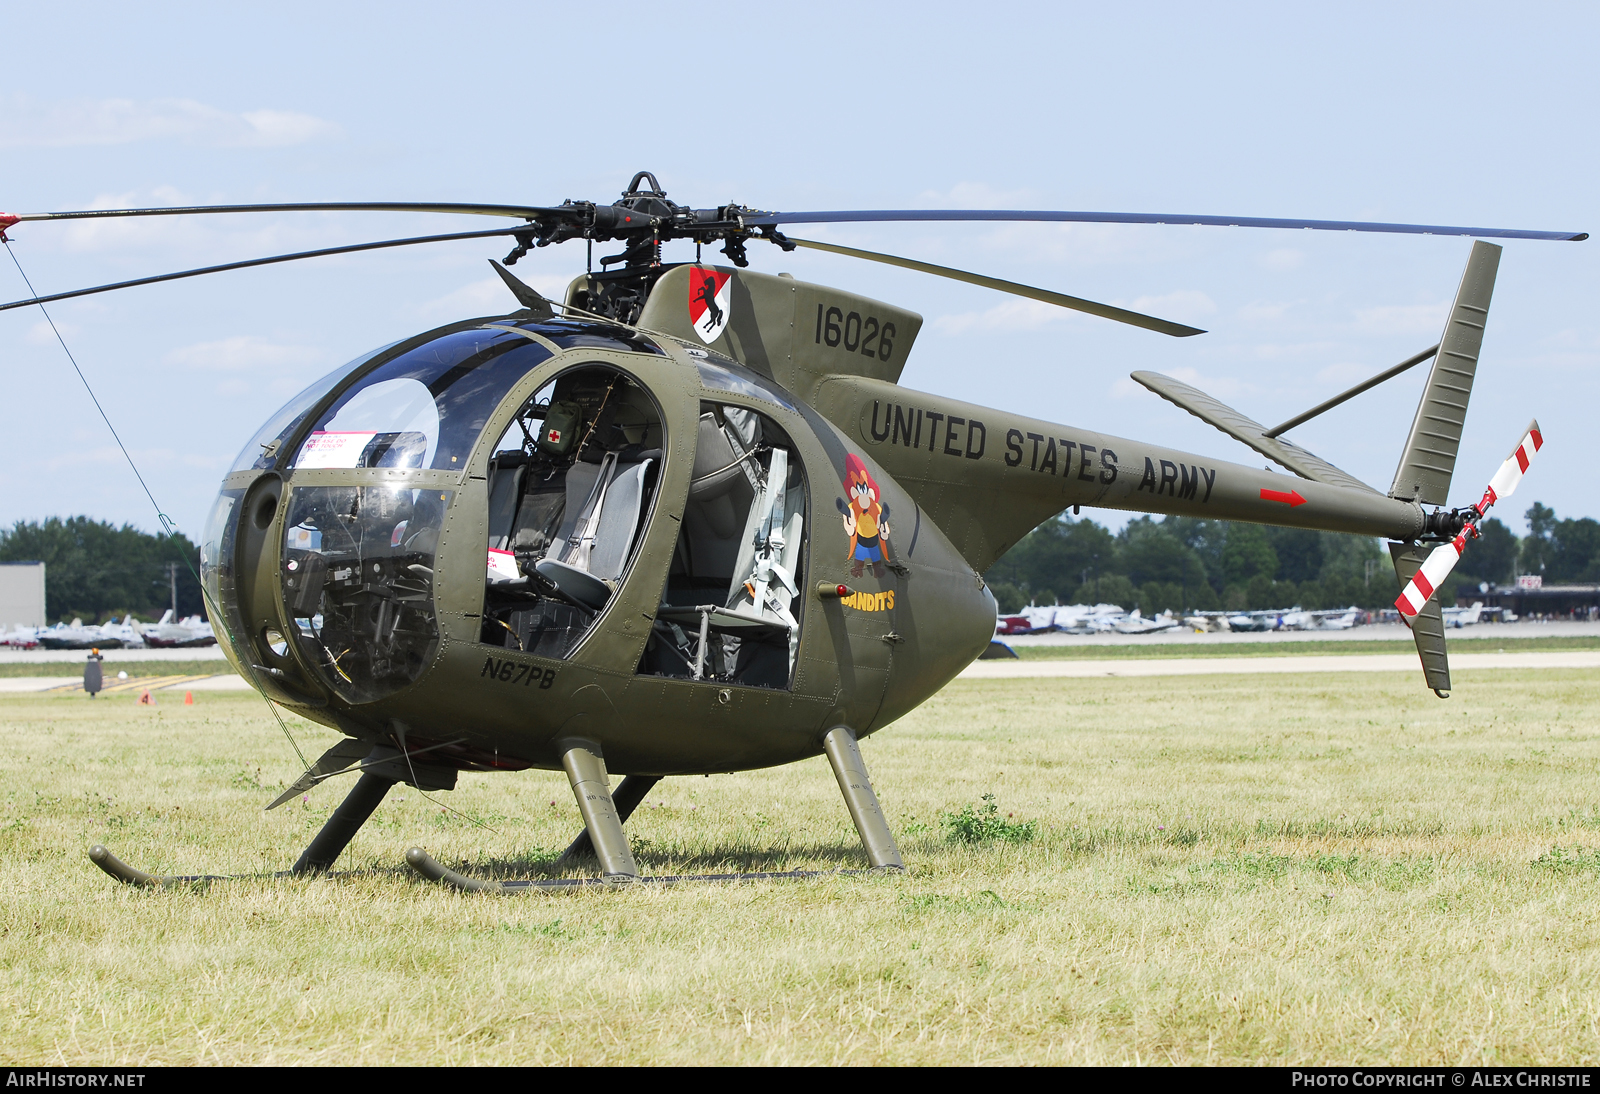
[1387,240,1503,697]
[1389,240,1501,504]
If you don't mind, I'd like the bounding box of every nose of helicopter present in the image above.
[199,453,461,708]
[197,319,558,707]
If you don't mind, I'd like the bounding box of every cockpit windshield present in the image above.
[228,340,401,474]
[291,329,552,471]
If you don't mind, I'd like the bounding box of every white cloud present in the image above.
[1118,289,1217,323]
[25,320,75,345]
[1315,361,1380,385]
[1243,340,1339,362]
[1111,366,1255,402]
[912,182,1041,208]
[44,445,156,471]
[165,336,328,371]
[1236,300,1298,325]
[1260,248,1304,272]
[51,187,351,257]
[930,296,1087,336]
[957,221,1192,267]
[0,95,341,148]
[932,287,1215,336]
[1352,301,1448,337]
[421,274,570,318]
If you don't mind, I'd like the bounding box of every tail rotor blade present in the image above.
[1398,420,1546,620]
[1396,537,1467,619]
[1477,420,1544,515]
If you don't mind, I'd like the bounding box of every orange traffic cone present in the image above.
[137,690,154,705]
[184,691,194,705]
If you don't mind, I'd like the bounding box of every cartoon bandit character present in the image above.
[839,453,892,578]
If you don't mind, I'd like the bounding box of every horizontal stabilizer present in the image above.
[266,738,371,810]
[1131,371,1379,494]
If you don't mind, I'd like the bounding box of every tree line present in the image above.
[0,517,204,623]
[984,502,1598,616]
[2,502,1595,624]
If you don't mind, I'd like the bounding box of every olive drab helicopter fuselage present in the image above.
[0,173,1579,889]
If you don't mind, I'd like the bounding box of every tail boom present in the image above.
[812,375,1424,572]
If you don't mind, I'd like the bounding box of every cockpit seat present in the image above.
[544,451,657,586]
[533,558,612,612]
[486,452,528,552]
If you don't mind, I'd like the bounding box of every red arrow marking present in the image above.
[1260,488,1307,507]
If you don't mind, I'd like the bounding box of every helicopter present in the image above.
[0,171,1581,890]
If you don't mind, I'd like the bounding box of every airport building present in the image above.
[1468,576,1600,620]
[0,561,46,628]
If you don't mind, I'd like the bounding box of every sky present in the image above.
[1,0,1595,544]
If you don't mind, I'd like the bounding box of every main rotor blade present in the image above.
[753,210,1588,242]
[5,201,557,225]
[789,237,1205,337]
[0,227,525,313]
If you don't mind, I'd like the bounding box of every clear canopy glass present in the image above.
[291,329,552,471]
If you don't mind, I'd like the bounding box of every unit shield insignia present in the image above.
[688,266,732,344]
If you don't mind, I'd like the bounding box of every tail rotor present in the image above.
[1395,421,1544,621]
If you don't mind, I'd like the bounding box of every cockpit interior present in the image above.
[479,364,665,659]
[478,367,808,689]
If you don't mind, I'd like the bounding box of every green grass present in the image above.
[1011,634,1600,659]
[2,637,1590,675]
[0,660,228,679]
[2,668,1599,1064]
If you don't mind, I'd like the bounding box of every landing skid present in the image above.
[403,847,875,892]
[87,841,893,892]
[89,725,906,893]
[89,844,277,887]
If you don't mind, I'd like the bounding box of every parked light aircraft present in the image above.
[1198,607,1362,632]
[1112,609,1180,634]
[0,625,39,649]
[139,610,218,648]
[36,619,126,650]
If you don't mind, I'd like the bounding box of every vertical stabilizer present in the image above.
[1389,241,1501,505]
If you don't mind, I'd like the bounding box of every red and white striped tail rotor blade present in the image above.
[1395,536,1467,619]
[1476,420,1544,515]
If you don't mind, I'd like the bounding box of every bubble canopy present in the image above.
[290,329,554,471]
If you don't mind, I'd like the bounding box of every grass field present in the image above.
[0,660,227,679]
[2,669,1598,1065]
[1010,634,1600,659]
[5,635,1598,679]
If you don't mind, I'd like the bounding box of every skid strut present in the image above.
[292,771,397,875]
[557,774,660,863]
[823,725,904,870]
[558,739,639,878]
[408,726,907,893]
